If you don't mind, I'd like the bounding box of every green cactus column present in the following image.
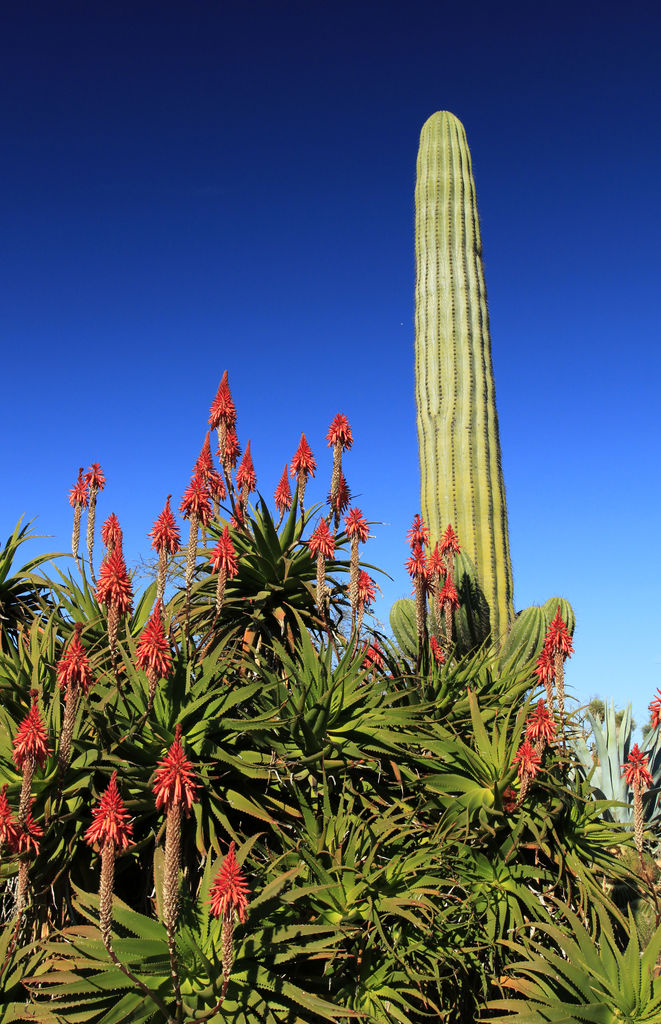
[414,110,514,640]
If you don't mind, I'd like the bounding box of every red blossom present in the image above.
[57,625,94,696]
[649,689,661,731]
[427,542,444,578]
[222,426,241,470]
[438,575,459,610]
[17,801,43,856]
[405,544,427,579]
[210,526,239,577]
[206,468,227,502]
[68,468,89,509]
[101,513,123,550]
[179,474,213,527]
[84,772,134,852]
[149,496,181,556]
[96,549,133,613]
[344,508,369,543]
[209,371,237,431]
[13,694,50,771]
[136,601,172,679]
[534,645,555,687]
[84,463,106,492]
[622,744,654,790]
[274,465,292,515]
[236,440,257,494]
[362,640,385,671]
[525,700,556,746]
[439,524,461,556]
[208,842,249,922]
[0,786,19,852]
[326,414,353,450]
[406,514,429,550]
[545,608,574,660]
[512,740,542,780]
[329,473,351,516]
[308,519,335,561]
[430,635,445,665]
[195,432,214,477]
[357,571,376,607]
[153,724,200,815]
[290,434,316,479]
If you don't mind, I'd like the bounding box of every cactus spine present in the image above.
[414,111,514,642]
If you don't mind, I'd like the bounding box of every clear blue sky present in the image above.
[3,1,660,729]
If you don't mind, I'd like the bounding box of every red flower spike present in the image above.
[362,640,384,671]
[153,724,200,815]
[209,371,237,431]
[68,468,89,510]
[101,513,123,550]
[308,519,335,561]
[149,496,181,556]
[195,432,214,477]
[534,645,555,686]
[622,744,654,790]
[0,786,19,852]
[649,689,661,731]
[136,601,172,680]
[430,635,445,665]
[290,434,316,478]
[96,549,133,613]
[438,575,460,609]
[326,414,353,451]
[12,695,51,771]
[209,842,249,922]
[525,700,556,746]
[344,508,369,543]
[84,463,106,492]
[439,524,461,556]
[329,473,351,517]
[357,571,376,607]
[206,468,227,502]
[236,440,257,494]
[274,465,292,515]
[406,514,429,550]
[427,542,444,578]
[179,474,213,527]
[57,624,94,696]
[84,771,134,852]
[17,801,43,856]
[512,740,542,780]
[545,608,574,660]
[405,544,427,580]
[210,526,239,577]
[222,426,241,470]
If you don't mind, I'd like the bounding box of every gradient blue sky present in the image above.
[3,1,660,728]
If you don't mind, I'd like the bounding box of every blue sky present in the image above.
[3,1,660,729]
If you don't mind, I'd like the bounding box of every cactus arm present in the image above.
[414,111,514,641]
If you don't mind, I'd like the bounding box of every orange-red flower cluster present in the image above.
[136,601,172,679]
[0,786,19,852]
[84,772,134,851]
[308,519,335,561]
[68,468,89,509]
[180,474,213,526]
[57,625,94,696]
[223,426,241,470]
[430,635,445,665]
[525,700,556,746]
[362,640,385,671]
[96,549,133,613]
[649,689,661,730]
[274,466,292,515]
[405,545,427,580]
[326,414,353,451]
[210,526,239,577]
[621,744,653,790]
[209,371,237,431]
[406,514,429,550]
[236,441,257,494]
[153,725,200,815]
[512,740,542,780]
[149,496,181,555]
[329,473,351,517]
[344,508,369,543]
[534,645,555,688]
[439,524,461,556]
[84,463,106,492]
[438,575,459,610]
[357,571,376,607]
[12,694,50,771]
[209,841,249,922]
[18,802,44,855]
[545,608,574,660]
[101,513,123,550]
[291,434,316,479]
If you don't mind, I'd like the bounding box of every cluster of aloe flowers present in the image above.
[403,512,462,665]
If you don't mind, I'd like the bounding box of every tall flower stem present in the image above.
[184,512,199,639]
[163,805,183,1016]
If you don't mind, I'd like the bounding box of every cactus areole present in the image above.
[414,111,514,641]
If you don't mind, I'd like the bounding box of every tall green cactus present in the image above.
[414,111,514,642]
